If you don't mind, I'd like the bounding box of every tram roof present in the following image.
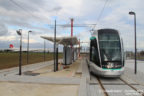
[41,36,79,46]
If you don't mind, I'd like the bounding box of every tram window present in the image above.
[98,30,122,62]
[91,47,96,62]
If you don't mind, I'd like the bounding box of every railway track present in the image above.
[89,74,144,96]
[119,78,144,96]
[96,76,109,96]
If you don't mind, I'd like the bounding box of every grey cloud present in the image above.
[0,0,143,50]
[49,6,62,12]
[1,18,31,28]
[0,0,45,12]
[0,17,52,35]
[0,0,56,31]
[0,41,10,49]
[0,24,8,36]
[0,0,52,22]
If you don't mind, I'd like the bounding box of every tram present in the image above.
[88,29,125,77]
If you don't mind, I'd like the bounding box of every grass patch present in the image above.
[0,52,63,70]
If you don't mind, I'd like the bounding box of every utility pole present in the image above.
[79,39,80,58]
[44,39,46,61]
[27,30,32,64]
[54,20,56,72]
[56,44,58,71]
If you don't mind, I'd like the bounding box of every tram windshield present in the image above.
[98,30,121,62]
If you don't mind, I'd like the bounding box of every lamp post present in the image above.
[27,30,32,64]
[16,29,22,75]
[129,11,137,74]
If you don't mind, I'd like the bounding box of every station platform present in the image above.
[0,58,144,96]
[0,58,83,96]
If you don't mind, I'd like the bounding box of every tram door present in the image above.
[90,38,101,67]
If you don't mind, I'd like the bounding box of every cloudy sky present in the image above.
[0,0,143,51]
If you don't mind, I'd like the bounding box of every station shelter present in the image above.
[41,36,79,65]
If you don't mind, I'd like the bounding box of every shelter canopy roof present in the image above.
[41,36,79,46]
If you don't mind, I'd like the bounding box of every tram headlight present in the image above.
[107,62,114,68]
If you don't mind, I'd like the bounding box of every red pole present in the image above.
[71,18,73,37]
[71,18,74,61]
